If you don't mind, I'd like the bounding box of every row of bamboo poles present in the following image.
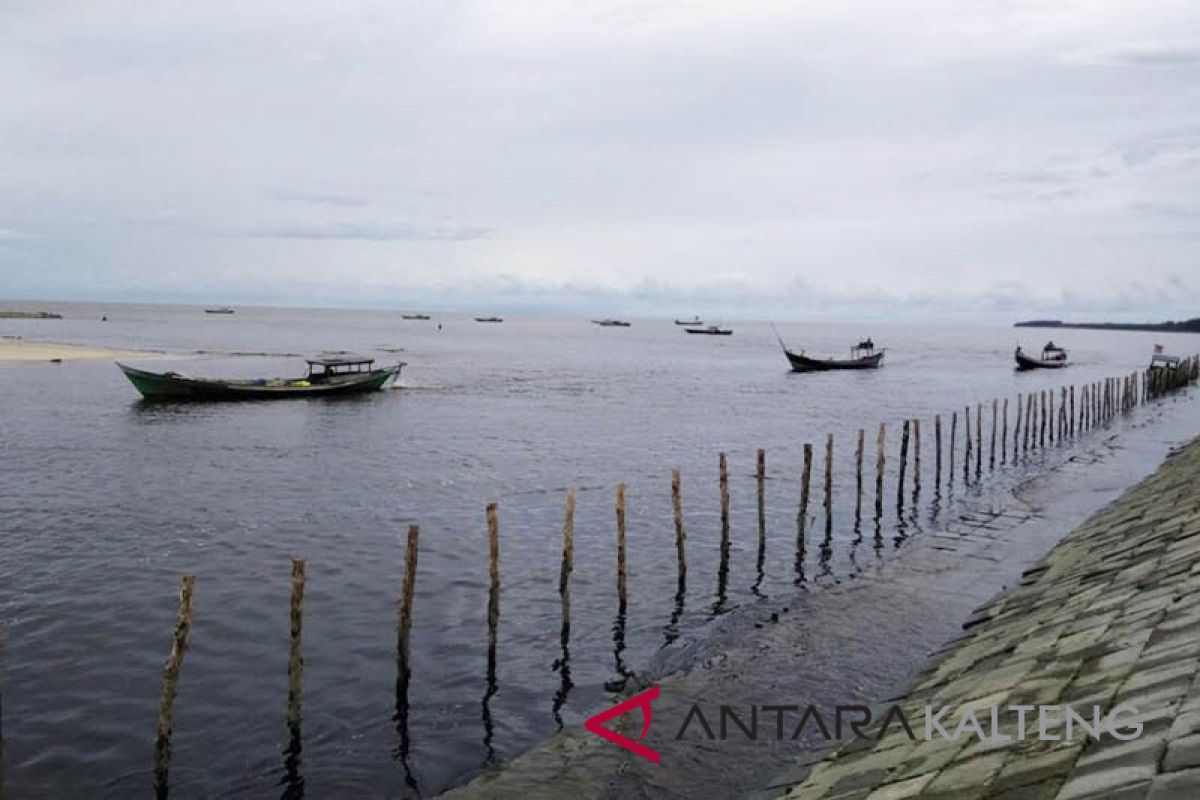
[147,357,1198,795]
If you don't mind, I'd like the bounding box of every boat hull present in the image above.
[685,328,732,335]
[117,363,402,401]
[785,349,884,372]
[1015,352,1068,370]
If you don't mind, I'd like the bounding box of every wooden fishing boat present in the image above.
[675,316,703,326]
[474,316,503,323]
[774,327,884,371]
[401,313,431,320]
[1015,342,1068,370]
[685,325,732,336]
[592,319,631,327]
[117,356,403,401]
[204,308,235,314]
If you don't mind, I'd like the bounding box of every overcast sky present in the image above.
[1,1,1198,322]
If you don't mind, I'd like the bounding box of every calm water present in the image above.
[1,303,1196,797]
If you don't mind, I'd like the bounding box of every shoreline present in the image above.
[770,432,1200,799]
[0,338,157,363]
[437,398,1200,798]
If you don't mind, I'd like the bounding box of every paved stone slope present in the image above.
[770,438,1200,800]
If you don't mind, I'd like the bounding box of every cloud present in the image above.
[1063,40,1200,66]
[237,222,493,242]
[3,2,1200,318]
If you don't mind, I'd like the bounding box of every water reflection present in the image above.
[711,533,731,616]
[794,509,808,586]
[663,573,687,647]
[280,718,304,799]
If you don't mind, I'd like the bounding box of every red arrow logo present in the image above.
[584,686,661,763]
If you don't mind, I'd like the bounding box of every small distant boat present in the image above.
[685,325,732,336]
[592,319,631,327]
[117,356,403,401]
[1015,342,1069,370]
[205,308,235,315]
[772,326,883,371]
[675,316,703,326]
[401,314,431,320]
[1149,345,1181,371]
[474,316,503,323]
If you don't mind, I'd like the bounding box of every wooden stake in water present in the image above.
[934,415,943,488]
[287,559,306,732]
[1048,390,1055,444]
[616,484,628,609]
[486,501,500,676]
[873,426,885,518]
[1022,393,1032,453]
[558,496,573,633]
[962,405,972,482]
[897,420,910,507]
[949,412,957,478]
[989,399,997,469]
[974,403,982,477]
[1011,395,1021,458]
[1040,391,1047,447]
[800,443,813,524]
[854,429,865,520]
[912,419,922,496]
[756,449,766,541]
[823,434,833,540]
[154,574,197,797]
[719,452,730,546]
[671,469,686,579]
[1001,398,1009,465]
[1070,385,1076,437]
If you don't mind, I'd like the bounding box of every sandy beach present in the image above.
[0,338,153,363]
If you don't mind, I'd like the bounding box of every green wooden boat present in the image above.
[117,356,403,400]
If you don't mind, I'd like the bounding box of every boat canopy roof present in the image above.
[306,355,375,367]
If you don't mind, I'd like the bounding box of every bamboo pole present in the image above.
[1048,389,1055,444]
[287,559,306,733]
[486,501,500,675]
[719,453,730,547]
[823,434,833,540]
[934,415,943,487]
[974,403,982,477]
[989,399,997,469]
[1070,385,1076,437]
[873,426,884,518]
[399,525,420,670]
[616,484,628,610]
[1012,395,1021,458]
[854,429,865,520]
[1039,391,1047,448]
[800,443,813,525]
[154,574,197,795]
[671,469,686,579]
[949,412,957,479]
[757,449,766,541]
[1001,398,1009,465]
[963,406,971,481]
[897,420,910,507]
[558,494,574,634]
[912,419,921,496]
[1022,392,1031,453]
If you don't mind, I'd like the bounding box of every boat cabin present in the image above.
[306,355,376,382]
[851,338,877,357]
[1150,353,1181,371]
[1040,341,1068,362]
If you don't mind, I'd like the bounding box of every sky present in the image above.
[1,1,1199,323]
